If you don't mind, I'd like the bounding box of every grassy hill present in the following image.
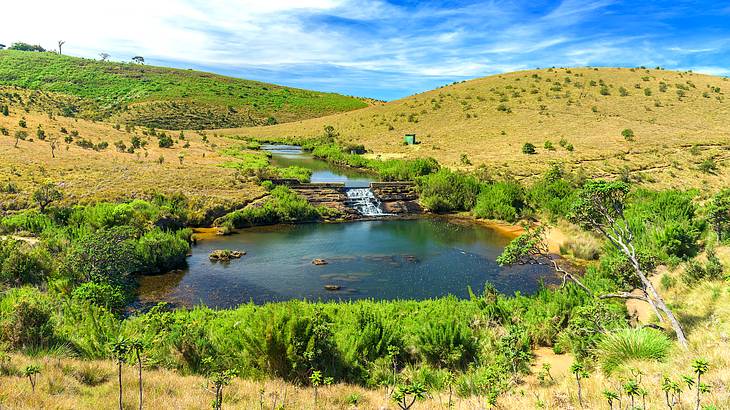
[0,50,368,129]
[0,88,267,224]
[227,67,730,190]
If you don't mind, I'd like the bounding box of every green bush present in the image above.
[136,228,189,274]
[417,169,482,213]
[0,239,53,286]
[63,226,141,286]
[0,287,55,349]
[214,186,321,229]
[418,319,476,370]
[473,181,525,222]
[71,282,128,311]
[522,143,536,155]
[595,328,671,374]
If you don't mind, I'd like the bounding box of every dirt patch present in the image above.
[526,347,574,386]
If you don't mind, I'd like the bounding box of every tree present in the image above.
[0,44,5,50]
[132,56,145,64]
[570,361,589,408]
[58,40,65,55]
[391,382,427,410]
[99,52,111,61]
[111,337,131,410]
[692,359,710,410]
[708,189,730,240]
[129,339,145,410]
[23,364,41,392]
[522,142,536,154]
[9,42,45,52]
[209,369,237,410]
[571,180,688,348]
[14,130,27,147]
[32,183,63,213]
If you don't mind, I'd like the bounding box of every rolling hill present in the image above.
[0,50,369,129]
[226,67,730,190]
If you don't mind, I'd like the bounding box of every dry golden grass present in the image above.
[222,67,730,191]
[0,89,264,222]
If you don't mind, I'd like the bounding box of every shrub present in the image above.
[136,228,189,274]
[158,133,174,148]
[621,129,635,141]
[0,287,55,349]
[63,226,141,286]
[418,319,476,370]
[596,328,671,374]
[473,181,525,222]
[544,141,555,150]
[0,239,53,286]
[72,282,128,311]
[522,143,536,155]
[214,186,320,228]
[417,169,482,213]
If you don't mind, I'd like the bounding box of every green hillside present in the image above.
[0,50,368,129]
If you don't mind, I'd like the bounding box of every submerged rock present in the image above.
[209,249,246,261]
[324,284,341,291]
[312,258,328,265]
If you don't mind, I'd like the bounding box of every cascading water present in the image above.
[345,188,387,216]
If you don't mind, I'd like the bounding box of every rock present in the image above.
[209,249,246,261]
[312,258,328,265]
[324,284,341,291]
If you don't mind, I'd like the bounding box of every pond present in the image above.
[136,218,557,309]
[262,144,375,187]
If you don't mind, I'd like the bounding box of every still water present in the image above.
[137,218,556,308]
[262,144,375,187]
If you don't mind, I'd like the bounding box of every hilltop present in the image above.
[227,67,730,190]
[0,50,368,129]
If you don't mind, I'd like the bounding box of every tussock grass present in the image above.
[595,327,672,374]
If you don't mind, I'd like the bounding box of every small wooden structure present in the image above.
[404,134,417,145]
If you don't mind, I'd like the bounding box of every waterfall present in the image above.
[345,188,388,216]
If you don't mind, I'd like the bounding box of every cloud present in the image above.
[1,0,729,100]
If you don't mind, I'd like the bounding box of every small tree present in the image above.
[132,56,145,64]
[1,105,8,116]
[99,52,111,61]
[692,359,710,410]
[130,339,145,410]
[391,382,427,410]
[58,40,66,55]
[210,369,237,410]
[662,376,681,409]
[23,364,41,392]
[570,361,589,408]
[522,142,536,155]
[623,379,640,410]
[310,370,322,406]
[621,128,635,141]
[602,389,619,410]
[32,183,63,213]
[14,130,27,147]
[111,337,131,410]
[708,189,730,240]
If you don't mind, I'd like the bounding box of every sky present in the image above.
[2,0,730,100]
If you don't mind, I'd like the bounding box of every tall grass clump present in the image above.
[595,327,671,374]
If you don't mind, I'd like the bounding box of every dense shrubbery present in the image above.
[214,186,324,229]
[473,181,525,222]
[417,169,481,212]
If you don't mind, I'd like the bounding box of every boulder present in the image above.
[312,258,328,265]
[209,249,246,261]
[324,284,341,291]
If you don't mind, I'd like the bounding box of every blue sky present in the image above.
[3,0,730,100]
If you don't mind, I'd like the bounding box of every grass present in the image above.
[595,327,672,374]
[0,88,267,225]
[224,67,730,191]
[1,276,728,409]
[0,50,368,129]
